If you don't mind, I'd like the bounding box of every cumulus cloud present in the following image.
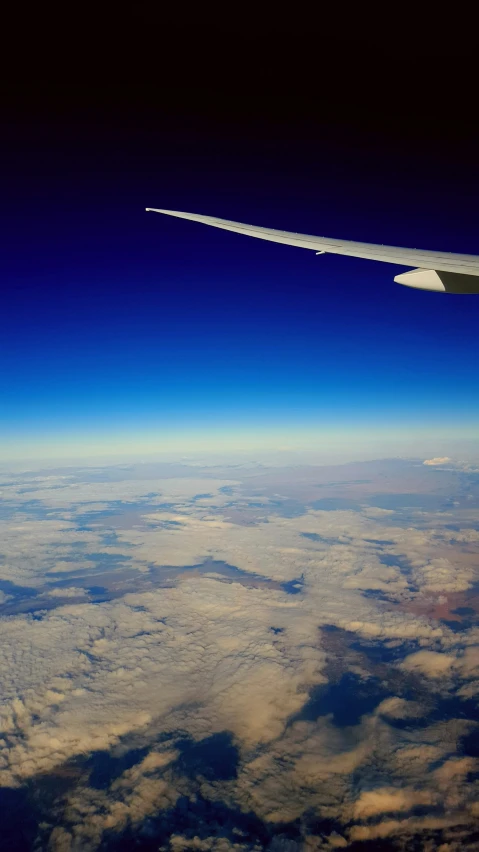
[376,696,425,720]
[348,814,473,843]
[50,748,180,850]
[0,576,329,788]
[47,587,88,598]
[399,650,456,678]
[424,457,452,466]
[352,785,438,819]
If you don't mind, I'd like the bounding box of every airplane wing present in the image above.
[146,208,479,294]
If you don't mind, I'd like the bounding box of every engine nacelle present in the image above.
[394,268,479,294]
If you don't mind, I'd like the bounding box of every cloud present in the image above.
[434,756,479,787]
[399,650,456,678]
[169,837,253,851]
[0,459,478,849]
[376,696,425,720]
[47,587,88,598]
[0,576,329,787]
[46,560,98,574]
[411,556,474,593]
[48,747,180,850]
[348,814,472,843]
[422,457,479,474]
[352,785,438,819]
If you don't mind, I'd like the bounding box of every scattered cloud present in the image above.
[399,650,456,678]
[47,587,88,598]
[352,785,438,819]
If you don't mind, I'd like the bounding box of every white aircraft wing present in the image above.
[146,208,479,294]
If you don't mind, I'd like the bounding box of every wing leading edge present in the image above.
[145,208,479,294]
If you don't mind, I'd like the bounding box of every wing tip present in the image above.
[145,207,178,214]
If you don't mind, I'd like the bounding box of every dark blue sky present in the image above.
[2,59,478,460]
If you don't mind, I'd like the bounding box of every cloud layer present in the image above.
[0,458,478,849]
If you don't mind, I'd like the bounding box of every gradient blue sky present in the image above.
[2,65,479,462]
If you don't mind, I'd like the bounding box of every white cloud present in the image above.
[352,786,437,819]
[399,650,456,678]
[47,587,88,598]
